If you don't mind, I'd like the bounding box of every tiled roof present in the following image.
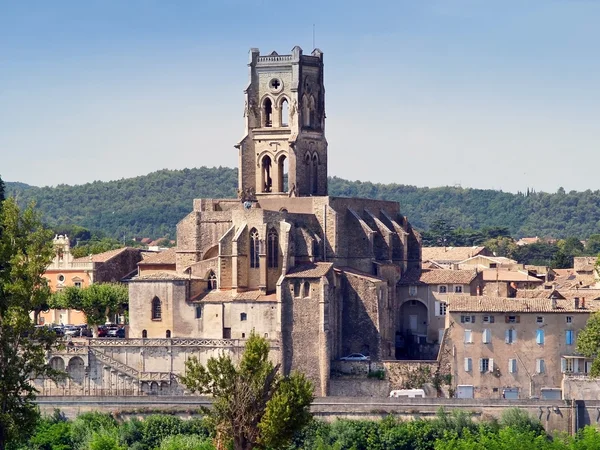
[398,269,478,285]
[335,266,386,282]
[73,247,131,263]
[286,263,333,278]
[446,294,600,313]
[481,269,543,282]
[192,289,277,303]
[422,246,487,262]
[138,248,177,265]
[132,271,194,281]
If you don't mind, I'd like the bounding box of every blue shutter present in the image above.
[536,329,544,345]
[566,330,574,345]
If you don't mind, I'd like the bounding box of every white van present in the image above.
[389,389,425,398]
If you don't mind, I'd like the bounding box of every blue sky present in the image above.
[1,0,599,193]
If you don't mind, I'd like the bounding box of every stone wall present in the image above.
[96,248,143,282]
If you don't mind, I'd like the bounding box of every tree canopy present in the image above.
[7,167,600,241]
[179,333,314,450]
[0,197,62,449]
[50,283,128,334]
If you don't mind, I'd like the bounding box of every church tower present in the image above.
[236,46,328,198]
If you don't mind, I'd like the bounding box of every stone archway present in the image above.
[397,299,429,359]
[67,356,85,385]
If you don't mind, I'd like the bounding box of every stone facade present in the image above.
[444,295,596,400]
[43,47,424,397]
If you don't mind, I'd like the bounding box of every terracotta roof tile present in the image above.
[73,247,131,263]
[286,263,333,278]
[422,246,487,263]
[399,269,478,285]
[445,294,600,313]
[132,271,196,281]
[193,289,277,303]
[481,269,543,282]
[138,248,177,265]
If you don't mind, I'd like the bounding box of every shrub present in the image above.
[159,434,215,450]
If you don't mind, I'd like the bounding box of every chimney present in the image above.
[574,297,580,309]
[551,295,557,310]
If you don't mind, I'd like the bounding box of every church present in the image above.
[127,46,422,395]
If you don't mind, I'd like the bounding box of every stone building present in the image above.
[41,46,423,397]
[444,295,596,400]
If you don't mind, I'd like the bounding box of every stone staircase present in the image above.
[89,347,172,382]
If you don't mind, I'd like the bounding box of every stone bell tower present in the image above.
[236,46,328,198]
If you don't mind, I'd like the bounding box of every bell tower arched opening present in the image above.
[263,98,273,127]
[261,155,273,193]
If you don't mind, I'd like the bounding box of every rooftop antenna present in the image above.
[313,24,315,50]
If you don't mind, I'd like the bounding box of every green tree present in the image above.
[50,283,128,336]
[0,198,62,449]
[576,311,600,377]
[179,333,314,450]
[584,234,600,256]
[483,236,518,258]
[0,175,4,202]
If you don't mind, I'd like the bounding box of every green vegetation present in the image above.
[576,311,600,377]
[180,333,314,450]
[9,408,600,450]
[50,283,129,335]
[7,167,600,242]
[0,190,62,449]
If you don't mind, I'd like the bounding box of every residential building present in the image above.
[444,295,595,399]
[421,246,490,269]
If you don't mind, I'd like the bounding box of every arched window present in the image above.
[142,329,148,338]
[261,155,272,193]
[250,228,260,269]
[311,153,318,194]
[309,95,316,128]
[268,228,278,268]
[280,98,289,126]
[240,312,247,321]
[293,281,300,298]
[166,330,171,338]
[303,281,310,298]
[313,239,320,259]
[151,296,162,320]
[263,98,273,127]
[278,155,288,193]
[302,95,310,127]
[207,271,217,290]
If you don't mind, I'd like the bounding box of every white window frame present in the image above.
[505,329,517,344]
[536,359,545,374]
[479,358,492,373]
[438,285,448,294]
[482,328,491,344]
[464,357,472,372]
[434,301,447,317]
[508,358,517,373]
[483,315,495,323]
[464,329,473,344]
[409,285,418,296]
[566,316,573,324]
[454,285,463,293]
[461,315,475,324]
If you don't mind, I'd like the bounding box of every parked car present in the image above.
[97,326,108,337]
[389,389,425,398]
[63,325,79,337]
[52,326,65,337]
[340,353,370,361]
[107,327,125,338]
[77,324,92,337]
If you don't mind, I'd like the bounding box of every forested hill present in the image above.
[5,167,600,240]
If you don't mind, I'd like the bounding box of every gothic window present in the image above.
[312,240,320,259]
[303,281,310,298]
[268,228,278,268]
[293,281,301,298]
[278,155,288,192]
[280,98,289,126]
[250,228,260,268]
[311,153,318,194]
[142,329,148,338]
[261,155,272,193]
[263,98,273,127]
[302,95,310,127]
[309,95,316,128]
[166,330,171,338]
[207,271,217,290]
[151,296,162,320]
